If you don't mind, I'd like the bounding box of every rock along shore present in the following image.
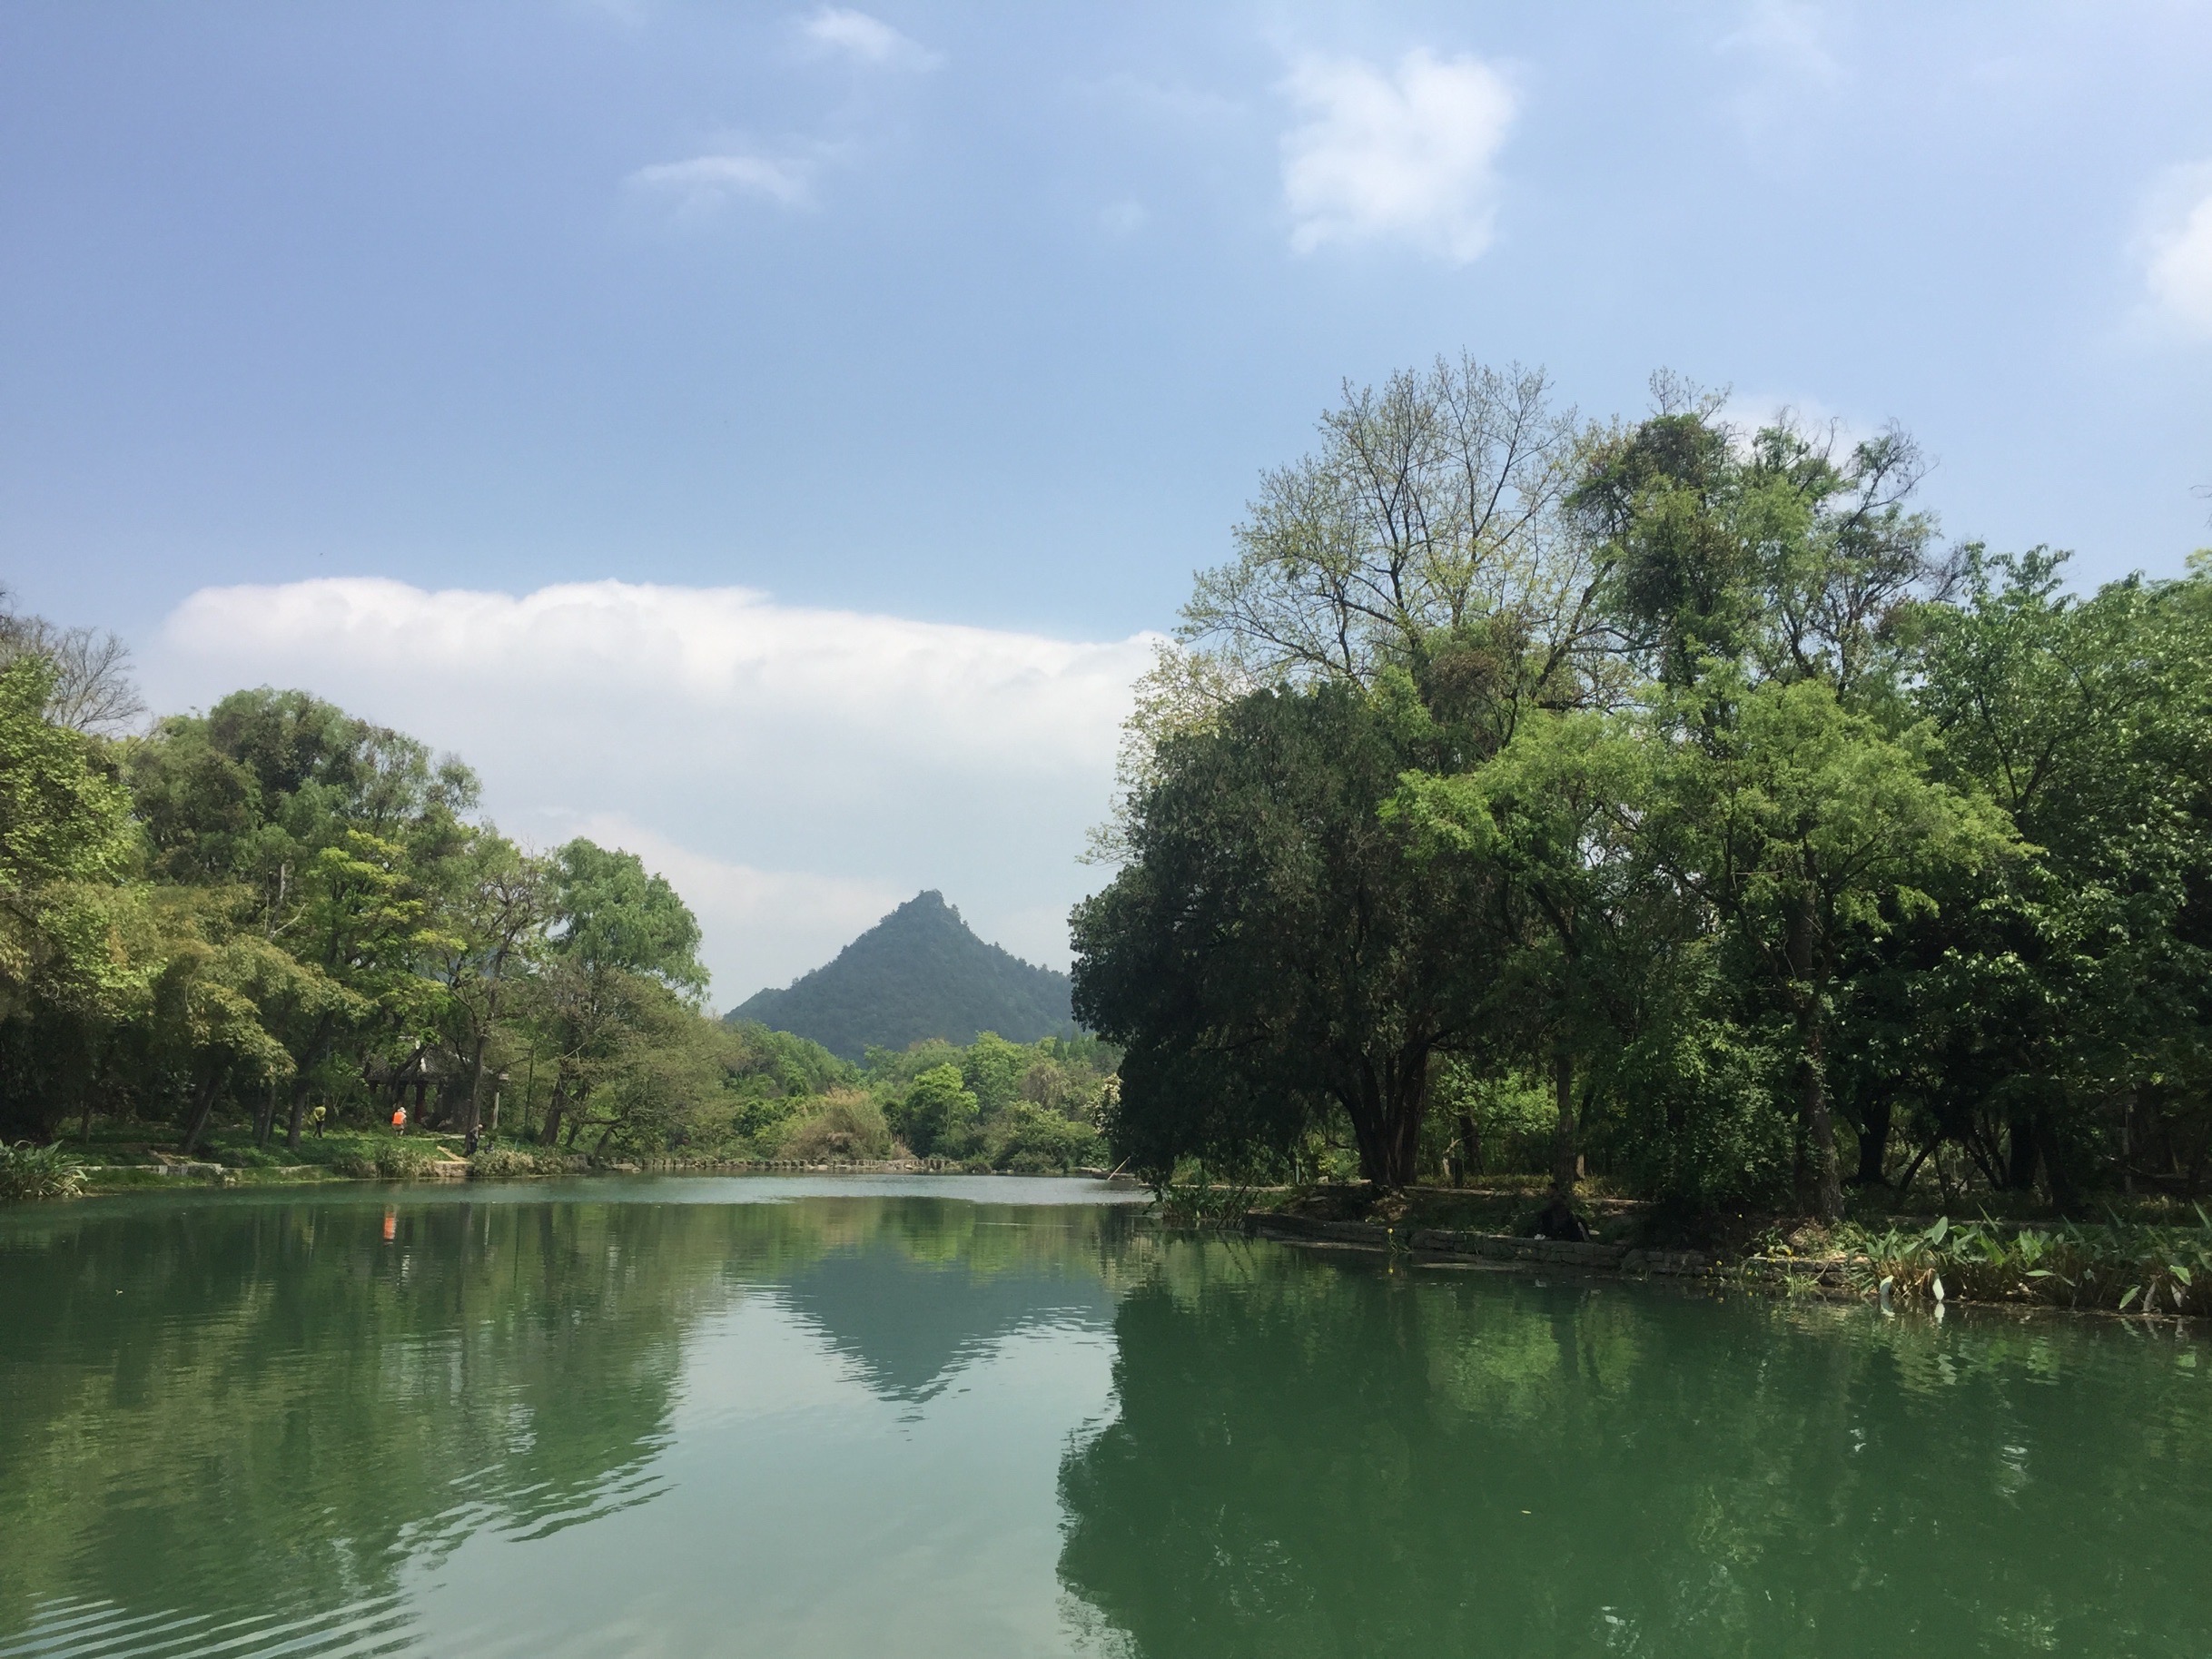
[1246,1210,1718,1279]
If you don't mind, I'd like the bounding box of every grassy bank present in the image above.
[4,1122,1104,1200]
[1229,1180,2212,1319]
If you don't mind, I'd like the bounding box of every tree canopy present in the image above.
[1076,362,2212,1218]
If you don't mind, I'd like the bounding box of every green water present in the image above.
[1,1178,2206,1657]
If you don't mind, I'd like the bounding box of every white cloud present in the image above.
[2142,162,2212,339]
[799,6,941,72]
[1279,48,1517,263]
[562,815,904,1008]
[143,579,1157,1003]
[629,151,818,211]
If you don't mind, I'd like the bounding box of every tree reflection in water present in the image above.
[1057,1236,2212,1659]
[0,1184,1135,1647]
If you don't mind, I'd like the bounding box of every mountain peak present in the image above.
[727,892,1075,1062]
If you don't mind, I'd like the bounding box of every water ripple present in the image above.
[1,1596,417,1659]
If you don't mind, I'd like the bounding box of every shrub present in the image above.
[984,1102,1103,1174]
[891,1065,979,1158]
[1602,1020,1794,1211]
[469,1145,545,1179]
[1849,1210,2212,1315]
[335,1141,437,1180]
[0,1141,85,1201]
[779,1091,896,1162]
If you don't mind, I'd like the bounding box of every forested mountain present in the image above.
[729,892,1076,1061]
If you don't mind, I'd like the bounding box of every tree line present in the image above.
[0,617,736,1157]
[0,617,1118,1175]
[1072,360,2212,1220]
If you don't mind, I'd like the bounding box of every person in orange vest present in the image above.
[391,1105,408,1134]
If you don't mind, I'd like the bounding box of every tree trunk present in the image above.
[285,1071,311,1153]
[462,1032,489,1156]
[1550,1050,1578,1201]
[2004,1109,2039,1190]
[2035,1116,2079,1214]
[1786,886,1843,1223]
[1852,1091,1892,1186]
[538,1073,568,1148]
[1799,1013,1843,1223]
[179,1064,229,1155]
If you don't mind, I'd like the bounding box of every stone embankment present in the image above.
[1247,1211,1715,1278]
[602,1157,954,1175]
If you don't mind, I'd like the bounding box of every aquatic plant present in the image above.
[1152,1164,1264,1228]
[0,1141,86,1200]
[1849,1210,2212,1315]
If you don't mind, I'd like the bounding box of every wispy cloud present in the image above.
[2142,161,2212,339]
[1279,49,1517,263]
[145,579,1157,997]
[1717,0,1851,153]
[628,150,819,211]
[799,6,941,72]
[1720,0,1846,87]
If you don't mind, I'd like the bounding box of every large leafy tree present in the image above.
[423,829,552,1151]
[1182,356,1595,691]
[1564,398,2001,1219]
[1073,681,1494,1188]
[1642,673,2012,1219]
[0,656,143,1138]
[530,839,707,1150]
[1388,706,1657,1207]
[124,690,476,1141]
[1902,549,2212,1203]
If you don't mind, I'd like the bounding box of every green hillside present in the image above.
[727,892,1077,1062]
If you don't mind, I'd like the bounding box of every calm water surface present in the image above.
[2,1175,2207,1657]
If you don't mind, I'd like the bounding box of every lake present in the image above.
[2,1175,2207,1657]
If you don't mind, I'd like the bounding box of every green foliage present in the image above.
[333,1139,438,1180]
[1073,681,1493,1188]
[0,1140,85,1200]
[1602,1003,1795,1210]
[777,1091,897,1162]
[0,593,744,1161]
[548,839,706,997]
[981,1101,1104,1174]
[895,1063,980,1158]
[864,1032,1113,1170]
[1847,1210,2212,1316]
[1085,360,2212,1220]
[468,1144,557,1179]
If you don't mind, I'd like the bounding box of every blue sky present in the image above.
[5,2,2210,999]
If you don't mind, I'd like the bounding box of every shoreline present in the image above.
[55,1156,1131,1195]
[1244,1211,2209,1328]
